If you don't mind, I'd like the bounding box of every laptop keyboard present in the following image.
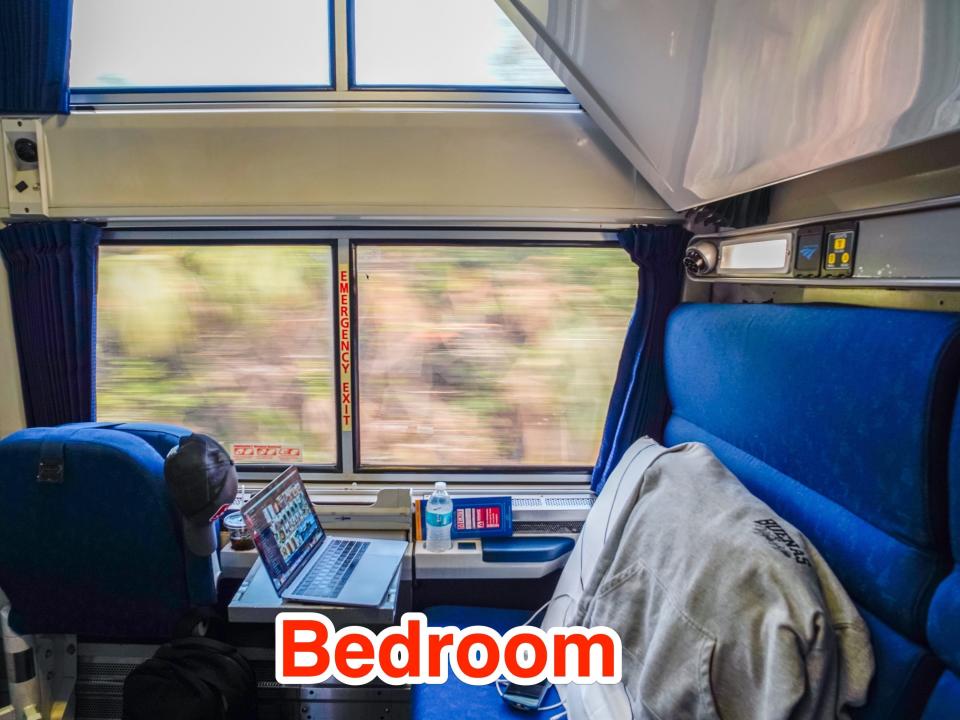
[294,539,370,599]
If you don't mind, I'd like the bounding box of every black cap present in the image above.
[164,434,238,556]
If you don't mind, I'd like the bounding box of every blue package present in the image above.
[418,496,512,539]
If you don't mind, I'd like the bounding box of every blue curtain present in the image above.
[592,225,689,492]
[0,0,74,114]
[0,222,100,426]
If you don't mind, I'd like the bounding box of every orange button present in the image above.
[833,236,847,251]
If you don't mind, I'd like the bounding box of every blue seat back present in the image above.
[663,303,960,719]
[0,422,214,639]
[923,402,960,717]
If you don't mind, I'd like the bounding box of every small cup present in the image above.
[223,511,254,551]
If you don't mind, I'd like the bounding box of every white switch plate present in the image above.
[3,118,49,218]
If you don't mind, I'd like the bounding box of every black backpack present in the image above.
[123,637,257,720]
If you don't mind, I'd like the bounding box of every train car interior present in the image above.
[2,1,960,719]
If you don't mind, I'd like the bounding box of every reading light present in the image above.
[717,232,794,276]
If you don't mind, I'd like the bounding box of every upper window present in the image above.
[96,245,338,465]
[354,243,635,468]
[350,0,563,90]
[68,0,568,99]
[70,0,334,90]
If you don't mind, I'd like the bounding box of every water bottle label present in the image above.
[425,510,452,528]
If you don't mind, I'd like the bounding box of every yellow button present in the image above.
[834,236,847,251]
[827,252,837,265]
[841,252,850,264]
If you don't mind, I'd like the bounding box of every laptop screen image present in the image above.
[243,468,324,592]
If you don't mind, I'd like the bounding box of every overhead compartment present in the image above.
[11,108,673,223]
[498,0,960,211]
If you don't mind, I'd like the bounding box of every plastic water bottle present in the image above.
[425,481,453,552]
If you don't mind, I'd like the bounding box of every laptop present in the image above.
[242,467,406,606]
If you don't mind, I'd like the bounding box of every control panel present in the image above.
[685,222,859,280]
[822,223,857,277]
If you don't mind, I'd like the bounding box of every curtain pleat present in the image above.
[591,225,688,492]
[0,222,100,426]
[0,0,73,114]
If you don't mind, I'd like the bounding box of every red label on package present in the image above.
[455,507,501,532]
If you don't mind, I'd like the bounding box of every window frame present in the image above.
[68,0,574,108]
[69,0,339,100]
[345,0,568,94]
[98,227,625,489]
[96,234,344,474]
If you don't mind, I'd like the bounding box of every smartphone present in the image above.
[501,679,552,711]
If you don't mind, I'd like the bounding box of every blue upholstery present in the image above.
[664,303,960,718]
[923,395,960,717]
[481,537,574,563]
[411,606,560,720]
[0,423,215,639]
[413,302,960,719]
[923,672,960,719]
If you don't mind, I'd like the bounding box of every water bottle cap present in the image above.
[435,481,447,490]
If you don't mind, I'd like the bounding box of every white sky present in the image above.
[70,0,562,89]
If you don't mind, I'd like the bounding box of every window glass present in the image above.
[352,0,564,89]
[355,244,635,467]
[97,246,337,464]
[70,0,332,90]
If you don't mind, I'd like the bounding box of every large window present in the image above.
[351,0,563,90]
[96,245,338,465]
[95,238,636,474]
[69,0,568,99]
[70,0,334,90]
[354,244,636,468]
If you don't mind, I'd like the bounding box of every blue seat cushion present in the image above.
[665,416,946,642]
[411,606,560,720]
[664,303,960,640]
[926,399,960,679]
[663,303,960,718]
[853,609,942,720]
[922,672,960,719]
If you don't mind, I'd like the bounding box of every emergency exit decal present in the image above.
[339,264,352,431]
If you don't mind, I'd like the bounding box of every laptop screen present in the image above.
[242,467,324,592]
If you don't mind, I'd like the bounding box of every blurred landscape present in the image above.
[97,243,636,468]
[97,245,338,463]
[356,245,636,467]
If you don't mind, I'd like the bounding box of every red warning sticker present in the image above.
[278,446,303,462]
[232,444,256,461]
[233,443,303,463]
[255,444,281,461]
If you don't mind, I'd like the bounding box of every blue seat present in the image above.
[922,402,960,717]
[414,303,960,718]
[664,303,960,719]
[410,606,560,720]
[0,422,216,639]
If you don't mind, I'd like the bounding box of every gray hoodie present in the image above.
[544,439,874,720]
